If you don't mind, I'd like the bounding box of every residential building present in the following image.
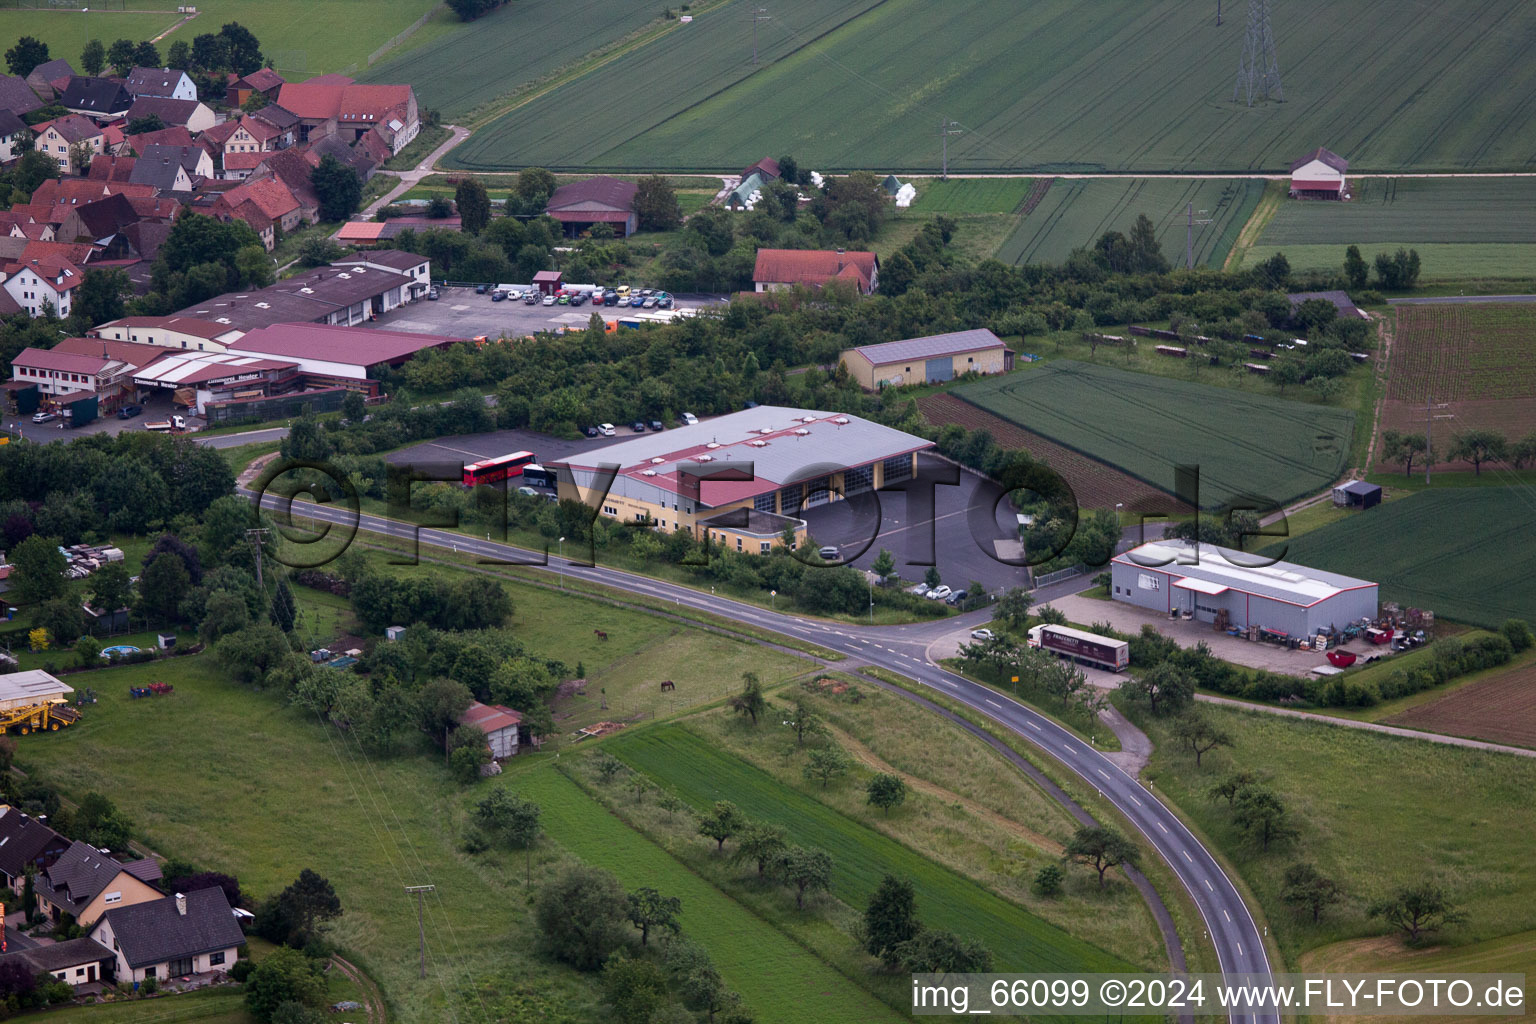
[9,346,135,406]
[275,80,418,152]
[35,841,163,928]
[0,74,43,117]
[0,805,71,894]
[34,115,106,172]
[227,67,285,108]
[1,256,82,317]
[91,888,244,985]
[544,406,933,544]
[85,153,137,183]
[224,114,283,158]
[544,176,638,237]
[0,937,114,989]
[1289,147,1348,198]
[123,96,216,134]
[0,108,28,163]
[124,67,196,102]
[840,328,1012,389]
[460,701,522,759]
[25,59,77,102]
[124,124,195,158]
[227,322,458,383]
[129,144,211,192]
[211,177,303,248]
[250,105,298,148]
[753,249,878,294]
[93,316,244,352]
[247,148,320,219]
[59,77,134,121]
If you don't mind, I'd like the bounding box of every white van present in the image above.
[598,423,616,436]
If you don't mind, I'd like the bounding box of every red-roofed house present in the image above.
[459,702,526,759]
[212,178,302,248]
[545,176,639,237]
[8,346,137,408]
[228,68,285,108]
[87,154,137,182]
[753,249,878,295]
[124,124,195,157]
[31,178,155,212]
[1289,148,1349,199]
[2,257,82,317]
[225,115,282,158]
[33,115,106,173]
[275,81,418,152]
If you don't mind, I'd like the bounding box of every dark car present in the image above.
[743,401,759,409]
[491,290,506,302]
[570,292,587,306]
[524,292,538,305]
[582,425,599,438]
[656,294,674,309]
[427,286,440,300]
[603,290,619,306]
[117,404,143,419]
[475,284,488,294]
[629,295,645,307]
[631,421,646,432]
[648,419,664,431]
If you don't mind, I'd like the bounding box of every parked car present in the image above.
[970,628,996,641]
[642,296,657,308]
[516,486,539,497]
[525,292,539,305]
[817,545,839,560]
[640,288,654,297]
[598,423,616,436]
[945,590,967,605]
[629,294,645,307]
[491,290,506,302]
[603,290,619,306]
[542,294,556,306]
[907,582,930,597]
[427,287,440,300]
[31,411,57,423]
[631,421,646,432]
[570,292,587,306]
[475,284,488,294]
[117,404,143,419]
[656,294,674,309]
[582,425,599,437]
[743,401,759,409]
[648,419,664,431]
[925,585,953,601]
[680,412,698,425]
[616,285,631,299]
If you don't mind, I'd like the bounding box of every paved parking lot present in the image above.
[3,391,187,446]
[366,286,729,340]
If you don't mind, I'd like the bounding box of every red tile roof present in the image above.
[3,257,83,292]
[276,82,410,124]
[126,124,196,155]
[221,151,267,171]
[55,335,175,368]
[228,323,458,367]
[752,249,877,291]
[199,120,240,149]
[220,178,299,221]
[11,346,113,375]
[460,702,521,735]
[232,67,284,93]
[33,179,155,209]
[87,154,137,181]
[235,115,281,144]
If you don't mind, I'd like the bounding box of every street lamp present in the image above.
[557,536,565,586]
[869,578,874,623]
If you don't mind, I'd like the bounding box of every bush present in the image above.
[1032,863,1064,897]
[534,865,632,970]
[140,975,158,995]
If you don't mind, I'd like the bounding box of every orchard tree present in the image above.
[893,930,991,973]
[802,747,851,789]
[625,886,681,945]
[864,874,920,968]
[1369,882,1465,944]
[776,845,832,910]
[1064,824,1139,889]
[732,822,787,876]
[1123,661,1194,715]
[865,773,907,816]
[697,800,745,852]
[993,586,1032,631]
[727,671,765,725]
[1172,712,1231,768]
[1380,430,1428,477]
[1232,784,1298,851]
[1281,862,1344,923]
[1446,429,1507,475]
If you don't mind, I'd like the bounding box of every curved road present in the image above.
[251,490,1277,1024]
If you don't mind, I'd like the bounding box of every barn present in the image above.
[840,329,1012,389]
[460,701,523,759]
[1110,540,1378,638]
[1289,147,1348,199]
[1332,480,1382,510]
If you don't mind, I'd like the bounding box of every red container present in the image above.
[1327,650,1357,668]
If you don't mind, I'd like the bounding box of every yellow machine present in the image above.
[0,699,80,735]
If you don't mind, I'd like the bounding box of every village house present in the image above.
[1,256,83,317]
[227,67,285,108]
[753,248,879,295]
[275,78,419,152]
[0,109,29,163]
[0,805,71,894]
[91,888,245,987]
[34,841,163,929]
[33,115,106,173]
[123,96,216,135]
[59,77,134,121]
[124,67,197,102]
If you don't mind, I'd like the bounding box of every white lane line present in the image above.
[1182,850,1192,863]
[1157,821,1168,833]
[1062,745,1076,753]
[942,680,958,688]
[1096,769,1110,780]
[1027,722,1041,731]
[1130,796,1142,806]
[984,699,1001,708]
[1223,910,1231,922]
[1204,878,1214,892]
[1238,943,1244,956]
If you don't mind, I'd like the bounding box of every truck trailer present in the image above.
[1027,624,1130,672]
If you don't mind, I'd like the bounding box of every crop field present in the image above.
[1277,488,1536,628]
[1376,304,1536,471]
[952,361,1356,509]
[446,0,1536,173]
[1385,659,1536,749]
[998,178,1264,267]
[519,767,901,1024]
[907,177,1038,214]
[918,392,1192,514]
[607,724,1133,973]
[1245,177,1536,276]
[362,0,664,119]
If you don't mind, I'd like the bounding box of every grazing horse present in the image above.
[594,629,608,640]
[659,680,676,692]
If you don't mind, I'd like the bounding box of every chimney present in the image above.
[175,892,187,916]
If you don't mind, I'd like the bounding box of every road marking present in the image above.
[1062,744,1076,753]
[1097,769,1110,779]
[942,681,958,689]
[1027,722,1041,731]
[1158,822,1168,833]
[984,699,1001,708]
[1204,878,1213,892]
[1238,943,1243,956]
[1223,910,1231,922]
[1130,796,1142,806]
[1182,851,1192,863]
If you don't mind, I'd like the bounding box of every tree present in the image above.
[473,788,541,848]
[535,865,631,970]
[448,728,490,783]
[625,887,681,945]
[697,801,745,852]
[878,249,916,296]
[513,166,557,208]
[138,548,192,623]
[1232,784,1298,851]
[10,534,67,605]
[106,38,137,77]
[1172,712,1231,767]
[633,174,681,232]
[1500,618,1534,654]
[1380,430,1428,477]
[803,747,851,789]
[864,874,920,968]
[455,176,490,234]
[1446,429,1507,475]
[776,845,832,910]
[732,822,787,876]
[235,244,274,288]
[311,155,362,221]
[416,677,473,742]
[1281,862,1344,924]
[784,697,821,745]
[133,39,161,67]
[923,566,942,589]
[1374,247,1422,290]
[201,589,252,642]
[1343,245,1369,290]
[1032,863,1065,898]
[12,150,57,194]
[727,671,765,725]
[1126,212,1169,273]
[278,869,342,940]
[1123,661,1194,715]
[1064,824,1139,889]
[601,952,667,1024]
[80,39,106,76]
[870,548,895,580]
[166,39,191,69]
[296,235,344,267]
[244,947,326,1022]
[5,37,49,77]
[892,930,992,973]
[1369,882,1466,944]
[75,792,133,850]
[993,586,1032,631]
[865,773,907,816]
[74,267,131,326]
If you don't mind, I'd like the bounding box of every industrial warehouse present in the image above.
[545,407,932,552]
[839,328,1012,390]
[1110,540,1379,638]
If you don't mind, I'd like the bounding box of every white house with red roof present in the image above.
[1289,147,1349,199]
[460,702,526,759]
[1,256,82,317]
[275,79,418,152]
[8,346,133,401]
[753,248,879,295]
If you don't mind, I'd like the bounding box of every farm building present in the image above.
[544,406,931,550]
[1289,147,1348,199]
[0,670,72,710]
[753,249,878,294]
[1333,480,1382,510]
[544,176,639,237]
[460,701,524,759]
[839,328,1011,389]
[1110,540,1378,637]
[226,323,460,384]
[1288,290,1368,321]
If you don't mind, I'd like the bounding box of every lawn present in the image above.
[516,765,903,1024]
[446,0,1536,173]
[952,359,1357,509]
[998,178,1264,267]
[606,723,1137,974]
[177,0,439,78]
[0,11,180,69]
[1271,488,1536,629]
[43,987,253,1024]
[1136,704,1536,968]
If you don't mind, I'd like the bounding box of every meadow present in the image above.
[998,178,1264,267]
[952,360,1357,509]
[1275,488,1536,629]
[446,0,1536,172]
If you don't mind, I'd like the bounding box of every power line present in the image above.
[1233,0,1283,105]
[939,119,962,180]
[749,7,771,65]
[405,885,436,979]
[1185,202,1213,269]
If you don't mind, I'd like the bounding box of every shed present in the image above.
[532,270,563,296]
[0,671,71,712]
[840,328,1010,389]
[460,701,522,759]
[1289,147,1348,199]
[1332,480,1382,510]
[385,625,406,641]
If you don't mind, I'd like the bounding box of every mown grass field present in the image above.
[908,177,1037,213]
[1137,705,1536,967]
[998,178,1264,267]
[952,360,1356,509]
[447,0,1536,172]
[517,766,904,1024]
[1275,488,1536,629]
[0,11,178,64]
[606,723,1136,974]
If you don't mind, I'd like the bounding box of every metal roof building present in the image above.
[546,406,932,547]
[0,671,72,711]
[840,328,1011,389]
[1110,540,1378,638]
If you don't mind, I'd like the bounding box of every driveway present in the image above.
[360,124,470,220]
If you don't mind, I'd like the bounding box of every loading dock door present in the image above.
[925,357,954,382]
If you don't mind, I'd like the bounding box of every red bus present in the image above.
[462,450,535,487]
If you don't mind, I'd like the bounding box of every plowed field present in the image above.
[1386,661,1536,749]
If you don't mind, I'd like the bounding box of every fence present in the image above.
[1031,564,1088,589]
[368,2,444,66]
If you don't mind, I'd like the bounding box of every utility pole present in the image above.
[1185,203,1213,269]
[1233,0,1283,105]
[939,119,962,180]
[1217,0,1222,25]
[1426,397,1453,485]
[404,885,436,979]
[245,528,270,592]
[749,7,770,65]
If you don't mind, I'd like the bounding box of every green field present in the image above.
[1242,177,1536,277]
[908,177,1037,214]
[998,178,1264,267]
[1271,488,1536,629]
[519,766,903,1024]
[446,0,1536,172]
[606,724,1135,974]
[362,0,665,119]
[953,360,1356,508]
[0,11,180,67]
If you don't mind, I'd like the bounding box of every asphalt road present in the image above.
[250,487,1276,1023]
[1388,293,1536,304]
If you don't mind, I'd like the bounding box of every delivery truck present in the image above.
[1027,623,1130,672]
